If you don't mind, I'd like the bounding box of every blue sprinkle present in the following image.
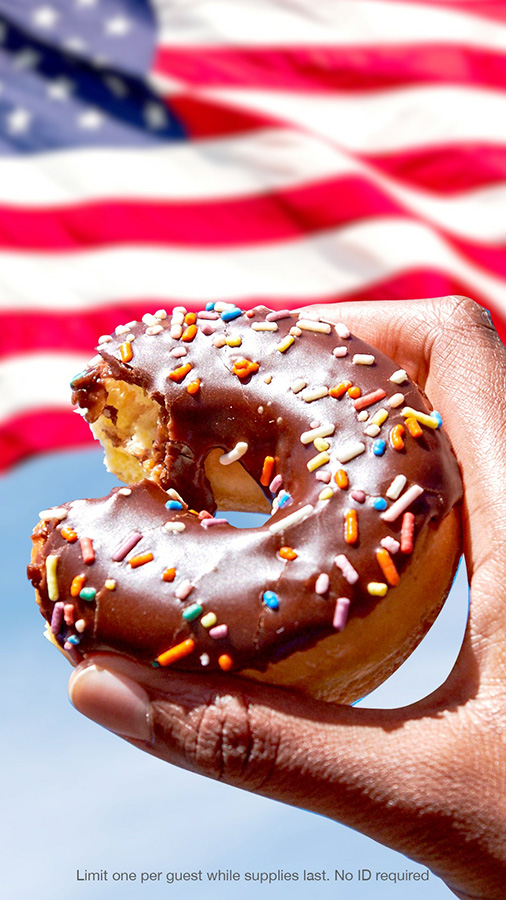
[373,439,386,456]
[151,660,161,668]
[166,500,183,510]
[263,590,279,610]
[66,634,81,646]
[221,307,242,322]
[205,302,215,311]
[373,497,388,511]
[431,410,443,428]
[70,370,87,386]
[277,490,293,509]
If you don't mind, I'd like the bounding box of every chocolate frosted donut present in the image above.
[28,304,462,703]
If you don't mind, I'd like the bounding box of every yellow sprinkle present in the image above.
[105,579,116,590]
[318,487,334,501]
[46,555,59,602]
[226,335,242,347]
[313,437,330,452]
[367,582,388,597]
[307,451,330,472]
[276,335,295,353]
[370,408,389,427]
[401,407,439,429]
[201,612,217,628]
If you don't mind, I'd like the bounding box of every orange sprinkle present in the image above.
[61,526,78,543]
[376,548,400,586]
[182,324,198,342]
[187,378,201,395]
[390,424,405,451]
[345,509,358,544]
[129,552,154,568]
[162,567,176,582]
[334,468,349,489]
[184,312,197,325]
[70,574,86,597]
[279,546,298,560]
[169,362,192,383]
[232,358,259,379]
[260,455,275,486]
[120,341,133,363]
[348,385,361,399]
[157,638,195,667]
[405,416,423,439]
[329,381,352,399]
[218,654,234,672]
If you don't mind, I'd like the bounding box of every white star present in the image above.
[47,77,74,101]
[6,107,32,135]
[144,102,169,131]
[13,48,41,71]
[32,6,60,29]
[78,108,104,130]
[75,0,98,7]
[103,75,128,98]
[104,16,131,37]
[64,36,87,54]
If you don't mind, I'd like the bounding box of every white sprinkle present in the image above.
[170,346,187,357]
[333,346,348,357]
[386,474,407,500]
[353,353,375,365]
[173,306,187,314]
[163,521,186,533]
[171,325,183,340]
[333,597,350,631]
[381,536,401,554]
[251,321,278,332]
[142,313,158,327]
[388,392,405,408]
[213,334,226,348]
[75,619,86,633]
[390,368,408,384]
[214,301,236,312]
[98,334,112,344]
[315,573,330,595]
[290,378,307,394]
[39,507,67,522]
[334,323,350,339]
[316,470,331,483]
[115,324,129,335]
[219,441,248,465]
[300,423,335,444]
[269,504,313,535]
[154,309,167,319]
[118,487,132,496]
[126,333,136,342]
[167,488,186,506]
[175,579,194,600]
[336,441,365,463]
[297,319,331,334]
[357,411,369,422]
[146,324,163,336]
[171,310,185,326]
[200,653,210,666]
[290,326,302,336]
[364,423,381,437]
[334,554,359,585]
[302,386,328,403]
[264,374,272,384]
[381,484,424,523]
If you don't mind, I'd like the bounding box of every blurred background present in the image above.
[1,1,504,897]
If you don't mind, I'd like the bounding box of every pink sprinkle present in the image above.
[351,490,365,503]
[175,580,194,600]
[380,536,401,554]
[63,603,75,626]
[353,388,387,412]
[209,624,229,640]
[201,517,228,528]
[333,597,350,631]
[401,512,415,554]
[381,484,424,523]
[316,470,331,483]
[198,510,213,520]
[201,324,215,336]
[266,309,291,321]
[315,573,329,595]
[50,602,64,634]
[197,310,219,320]
[80,536,95,565]
[334,554,359,585]
[170,346,187,357]
[333,346,348,357]
[269,474,283,493]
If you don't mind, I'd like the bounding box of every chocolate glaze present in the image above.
[29,306,462,677]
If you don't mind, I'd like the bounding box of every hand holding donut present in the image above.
[68,297,506,900]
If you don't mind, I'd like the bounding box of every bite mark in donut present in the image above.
[28,304,462,703]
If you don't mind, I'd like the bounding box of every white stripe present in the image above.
[153,0,506,52]
[162,84,506,153]
[0,219,504,311]
[0,352,88,421]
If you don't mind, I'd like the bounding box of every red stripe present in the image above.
[169,94,274,138]
[155,43,506,93]
[360,143,506,194]
[0,409,93,473]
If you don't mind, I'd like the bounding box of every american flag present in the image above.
[1,0,505,472]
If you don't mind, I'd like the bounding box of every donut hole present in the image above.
[204,447,271,515]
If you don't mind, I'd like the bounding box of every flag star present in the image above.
[104,16,131,37]
[144,102,169,130]
[64,36,87,53]
[32,6,60,29]
[13,48,41,71]
[6,107,32,135]
[78,108,104,130]
[75,0,98,6]
[103,75,128,97]
[47,77,74,101]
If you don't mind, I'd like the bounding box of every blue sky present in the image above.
[1,446,468,900]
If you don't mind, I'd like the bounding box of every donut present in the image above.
[28,304,462,703]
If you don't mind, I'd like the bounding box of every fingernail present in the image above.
[69,664,152,742]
